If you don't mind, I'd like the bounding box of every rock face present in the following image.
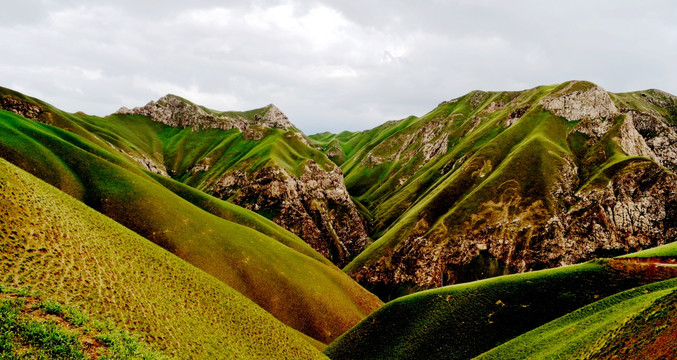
[345,81,677,297]
[210,162,370,266]
[117,94,293,134]
[0,95,48,123]
[540,83,619,121]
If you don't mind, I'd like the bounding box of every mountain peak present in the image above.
[540,80,618,121]
[116,95,294,134]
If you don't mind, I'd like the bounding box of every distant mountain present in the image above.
[311,80,677,300]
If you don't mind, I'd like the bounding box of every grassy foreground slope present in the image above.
[0,109,382,344]
[0,158,324,359]
[474,277,677,360]
[324,256,677,360]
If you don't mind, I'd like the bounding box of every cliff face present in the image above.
[210,162,369,265]
[335,81,677,298]
[117,95,370,266]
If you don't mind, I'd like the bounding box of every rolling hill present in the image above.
[0,95,382,345]
[324,243,677,360]
[311,81,677,300]
[0,157,325,359]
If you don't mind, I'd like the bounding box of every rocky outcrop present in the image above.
[117,95,370,265]
[116,95,293,134]
[210,161,370,266]
[621,109,677,170]
[0,96,44,121]
[540,82,619,121]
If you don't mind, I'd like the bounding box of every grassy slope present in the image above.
[0,289,166,359]
[0,110,382,344]
[474,277,677,360]
[324,257,677,360]
[0,158,324,359]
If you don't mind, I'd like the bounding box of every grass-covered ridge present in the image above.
[0,158,325,359]
[324,256,677,360]
[0,108,382,345]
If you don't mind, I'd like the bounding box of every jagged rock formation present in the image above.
[211,162,370,265]
[117,94,293,134]
[117,94,370,266]
[313,81,677,299]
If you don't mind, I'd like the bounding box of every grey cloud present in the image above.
[1,0,676,133]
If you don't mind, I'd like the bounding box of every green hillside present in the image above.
[0,158,325,359]
[324,255,677,360]
[475,276,677,359]
[0,108,382,345]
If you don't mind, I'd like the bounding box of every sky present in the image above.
[2,1,676,133]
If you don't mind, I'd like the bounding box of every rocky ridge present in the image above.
[116,94,293,134]
[346,82,677,296]
[210,161,370,266]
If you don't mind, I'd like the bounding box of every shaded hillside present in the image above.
[0,87,369,266]
[324,245,677,360]
[312,81,677,299]
[0,158,325,359]
[0,107,382,345]
[475,275,677,359]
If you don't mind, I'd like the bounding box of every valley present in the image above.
[0,80,675,359]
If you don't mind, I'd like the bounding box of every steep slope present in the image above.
[112,94,370,266]
[324,245,677,360]
[312,81,677,299]
[0,107,382,344]
[0,158,325,359]
[475,277,677,360]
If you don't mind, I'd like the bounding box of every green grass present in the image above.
[0,287,166,359]
[325,258,677,360]
[0,158,326,358]
[474,277,677,360]
[0,109,382,345]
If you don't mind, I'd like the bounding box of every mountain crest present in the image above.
[116,95,294,134]
[540,80,619,121]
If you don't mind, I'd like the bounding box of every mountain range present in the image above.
[0,80,675,359]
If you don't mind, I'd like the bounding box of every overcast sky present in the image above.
[2,1,676,133]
